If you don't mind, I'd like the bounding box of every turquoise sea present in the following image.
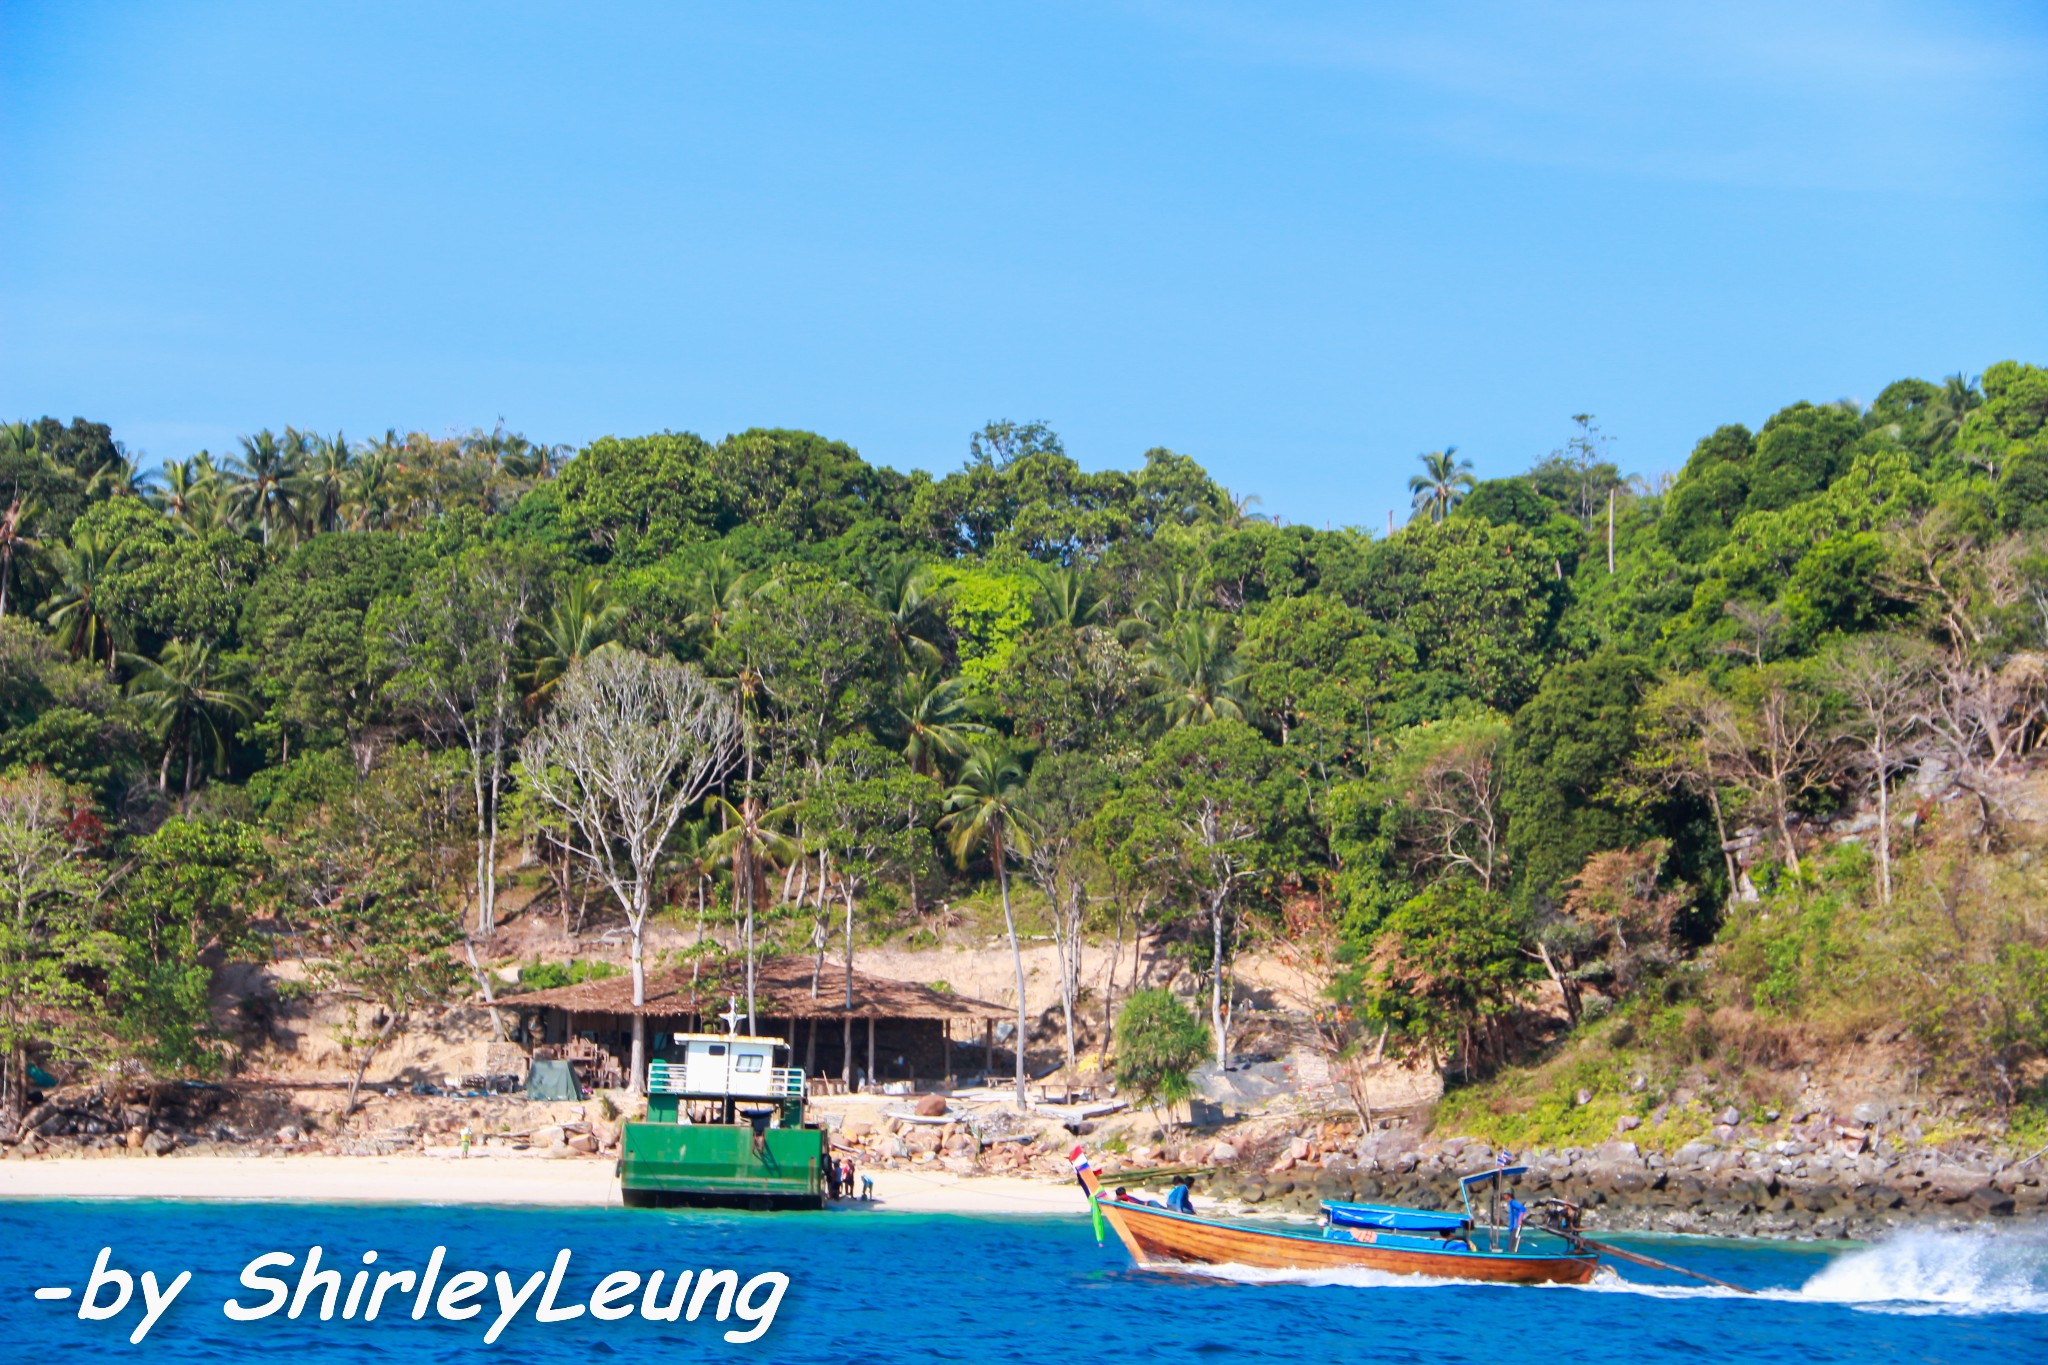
[2,1200,2043,1363]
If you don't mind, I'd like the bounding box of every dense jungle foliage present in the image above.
[2,361,2046,1121]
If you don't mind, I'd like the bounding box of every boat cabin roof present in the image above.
[1459,1165,1527,1185]
[670,1032,788,1049]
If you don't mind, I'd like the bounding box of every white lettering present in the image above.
[533,1249,584,1323]
[724,1272,788,1345]
[224,1252,294,1321]
[78,1247,132,1322]
[588,1270,641,1321]
[484,1269,546,1345]
[436,1270,488,1321]
[132,1270,191,1345]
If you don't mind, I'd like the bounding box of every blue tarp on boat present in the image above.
[1322,1202,1469,1233]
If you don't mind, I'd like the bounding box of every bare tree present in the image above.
[518,650,740,1091]
[1396,714,1510,890]
[1712,675,1839,878]
[1827,637,1929,904]
[377,545,540,935]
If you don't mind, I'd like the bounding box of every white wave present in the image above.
[1799,1228,2048,1317]
[1167,1261,1470,1290]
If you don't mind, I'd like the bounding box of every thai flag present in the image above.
[1070,1146,1091,1174]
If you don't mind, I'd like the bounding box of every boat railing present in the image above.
[645,1060,807,1099]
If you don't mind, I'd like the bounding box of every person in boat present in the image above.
[1164,1177,1195,1214]
[1114,1186,1164,1207]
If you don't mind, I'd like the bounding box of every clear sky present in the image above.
[3,2,2044,526]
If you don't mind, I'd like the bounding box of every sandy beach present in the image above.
[0,1154,1079,1215]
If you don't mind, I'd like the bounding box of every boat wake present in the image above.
[1795,1228,2048,1316]
[1165,1229,2048,1317]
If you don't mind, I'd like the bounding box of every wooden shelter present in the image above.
[508,955,1011,1090]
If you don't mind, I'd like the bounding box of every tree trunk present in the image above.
[464,939,508,1041]
[995,829,1028,1110]
[1875,739,1893,906]
[843,883,857,1090]
[1097,902,1125,1071]
[628,889,649,1093]
[470,752,492,936]
[483,746,504,935]
[1210,892,1230,1072]
[344,1011,403,1117]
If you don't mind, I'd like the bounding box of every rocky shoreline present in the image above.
[1188,1129,2048,1239]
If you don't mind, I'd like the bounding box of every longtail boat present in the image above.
[1070,1148,1599,1286]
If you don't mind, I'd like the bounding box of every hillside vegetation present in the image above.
[1,366,2046,1137]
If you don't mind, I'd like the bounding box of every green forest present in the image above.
[2,361,2046,1132]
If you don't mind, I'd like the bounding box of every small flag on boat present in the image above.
[1497,1149,1513,1168]
[1071,1147,1105,1247]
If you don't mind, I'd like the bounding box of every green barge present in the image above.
[619,1026,827,1209]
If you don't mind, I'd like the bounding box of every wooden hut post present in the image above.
[866,1015,877,1087]
[804,1016,817,1076]
[984,1018,994,1074]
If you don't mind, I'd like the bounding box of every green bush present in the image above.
[512,958,622,993]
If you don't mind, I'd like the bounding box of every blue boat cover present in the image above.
[1322,1202,1469,1233]
[1459,1165,1527,1186]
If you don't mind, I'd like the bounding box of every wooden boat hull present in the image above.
[1097,1200,1599,1286]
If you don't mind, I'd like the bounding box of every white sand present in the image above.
[0,1154,1080,1215]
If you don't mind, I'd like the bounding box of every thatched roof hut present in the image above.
[506,955,1010,1087]
[511,955,1007,1023]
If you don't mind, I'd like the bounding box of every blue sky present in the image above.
[3,1,2044,526]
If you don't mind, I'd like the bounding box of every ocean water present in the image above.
[1,1199,2042,1363]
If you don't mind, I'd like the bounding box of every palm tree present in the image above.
[682,554,762,646]
[1929,372,1983,459]
[705,793,802,1032]
[0,497,40,620]
[86,453,153,501]
[940,744,1037,1109]
[889,672,992,777]
[1142,617,1246,729]
[1029,564,1106,630]
[226,429,304,546]
[41,529,130,668]
[122,639,258,796]
[519,576,627,707]
[302,431,355,534]
[151,455,220,531]
[344,446,398,530]
[868,561,945,671]
[1119,569,1203,647]
[1408,447,1475,523]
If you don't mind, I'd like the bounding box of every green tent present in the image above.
[525,1059,581,1101]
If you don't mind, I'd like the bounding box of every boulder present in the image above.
[141,1130,176,1157]
[1210,1141,1238,1163]
[126,1127,146,1150]
[915,1094,949,1118]
[842,1119,874,1140]
[1615,1115,1642,1133]
[1286,1137,1312,1161]
[565,1133,598,1155]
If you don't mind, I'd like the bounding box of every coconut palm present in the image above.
[868,561,946,671]
[86,452,153,501]
[225,429,305,546]
[151,455,221,531]
[1408,447,1475,523]
[40,529,131,668]
[122,639,258,796]
[302,431,356,534]
[940,744,1038,1109]
[344,446,399,530]
[889,672,992,777]
[682,554,763,646]
[0,497,40,620]
[519,576,627,708]
[705,793,803,1030]
[1029,564,1106,630]
[1142,617,1246,729]
[1119,569,1203,647]
[1928,372,1982,456]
